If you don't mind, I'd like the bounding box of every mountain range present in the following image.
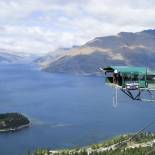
[35,46,79,68]
[0,49,23,64]
[0,49,41,64]
[37,29,155,75]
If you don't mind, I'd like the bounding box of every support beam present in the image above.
[121,89,142,100]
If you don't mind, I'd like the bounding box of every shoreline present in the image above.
[0,122,31,133]
[45,132,155,155]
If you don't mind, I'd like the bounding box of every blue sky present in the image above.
[0,0,155,54]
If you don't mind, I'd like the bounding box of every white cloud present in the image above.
[0,0,155,54]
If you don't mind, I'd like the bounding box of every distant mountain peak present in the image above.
[141,29,155,35]
[118,31,135,37]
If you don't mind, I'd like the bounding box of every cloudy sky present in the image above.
[0,0,155,54]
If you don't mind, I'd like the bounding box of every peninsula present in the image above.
[0,112,30,132]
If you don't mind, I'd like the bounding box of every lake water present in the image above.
[0,64,155,155]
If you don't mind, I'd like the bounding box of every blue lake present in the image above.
[0,64,155,155]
